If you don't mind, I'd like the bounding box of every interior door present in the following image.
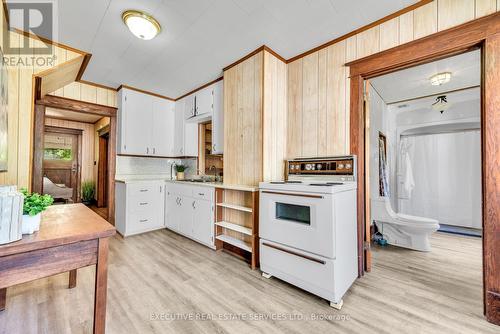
[42,130,80,203]
[97,133,108,207]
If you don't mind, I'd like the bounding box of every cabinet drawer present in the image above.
[128,212,160,233]
[191,187,213,201]
[167,183,192,197]
[128,182,161,197]
[128,196,157,213]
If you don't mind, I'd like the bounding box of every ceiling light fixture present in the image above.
[122,10,161,40]
[430,72,452,86]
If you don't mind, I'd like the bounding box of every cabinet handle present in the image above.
[140,219,148,223]
[147,147,149,154]
[139,202,148,205]
[198,193,204,196]
[140,189,148,192]
[192,201,196,209]
[153,148,156,154]
[160,186,162,193]
[212,144,216,152]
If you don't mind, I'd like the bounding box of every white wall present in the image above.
[369,87,481,229]
[116,156,197,178]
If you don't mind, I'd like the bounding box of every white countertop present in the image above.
[115,175,258,192]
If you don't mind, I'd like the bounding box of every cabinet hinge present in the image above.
[364,241,371,251]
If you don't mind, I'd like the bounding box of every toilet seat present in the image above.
[371,197,439,251]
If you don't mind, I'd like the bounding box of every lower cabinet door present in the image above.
[192,199,213,246]
[165,191,178,231]
[178,196,194,236]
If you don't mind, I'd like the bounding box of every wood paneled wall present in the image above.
[263,51,287,181]
[0,20,117,189]
[286,0,500,160]
[223,50,287,186]
[44,117,96,183]
[223,51,263,186]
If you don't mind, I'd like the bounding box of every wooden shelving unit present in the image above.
[214,187,259,269]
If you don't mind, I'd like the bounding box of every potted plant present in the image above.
[81,181,95,206]
[175,164,188,180]
[21,189,54,235]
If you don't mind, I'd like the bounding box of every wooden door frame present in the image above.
[346,12,500,325]
[97,128,109,208]
[43,125,83,202]
[32,94,118,225]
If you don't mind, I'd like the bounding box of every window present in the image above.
[276,202,311,225]
[43,148,72,161]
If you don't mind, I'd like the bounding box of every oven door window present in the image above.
[275,202,311,225]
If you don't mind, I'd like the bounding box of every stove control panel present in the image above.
[286,156,356,180]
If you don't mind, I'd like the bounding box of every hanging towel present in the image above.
[403,152,415,198]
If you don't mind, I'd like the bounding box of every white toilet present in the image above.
[371,197,440,251]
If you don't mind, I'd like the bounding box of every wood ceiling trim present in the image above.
[286,0,433,63]
[78,79,116,91]
[116,84,176,101]
[176,76,223,101]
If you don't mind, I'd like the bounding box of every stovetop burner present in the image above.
[309,183,334,187]
[270,181,303,184]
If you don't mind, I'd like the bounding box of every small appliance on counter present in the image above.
[0,186,24,245]
[259,156,358,309]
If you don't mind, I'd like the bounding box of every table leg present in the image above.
[93,237,109,334]
[0,288,6,311]
[68,269,77,289]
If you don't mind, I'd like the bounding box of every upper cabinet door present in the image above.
[152,98,175,156]
[120,89,152,155]
[195,87,213,116]
[184,95,196,119]
[212,80,224,154]
[174,98,186,156]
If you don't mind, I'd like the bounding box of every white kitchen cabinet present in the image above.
[118,88,176,157]
[184,122,198,157]
[212,80,224,154]
[115,180,165,237]
[184,94,196,119]
[174,98,186,156]
[152,97,175,156]
[194,87,213,117]
[165,183,214,248]
[192,198,213,246]
[166,190,178,231]
[117,89,152,155]
[174,97,198,157]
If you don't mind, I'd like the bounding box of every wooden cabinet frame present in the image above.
[346,12,500,325]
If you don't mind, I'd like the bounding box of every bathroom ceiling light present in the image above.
[430,72,452,86]
[122,10,161,40]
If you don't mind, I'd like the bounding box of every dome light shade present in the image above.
[430,72,452,86]
[122,10,161,40]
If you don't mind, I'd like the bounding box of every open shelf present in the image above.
[216,234,252,253]
[216,202,253,213]
[215,221,252,235]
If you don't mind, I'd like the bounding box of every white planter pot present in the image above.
[22,213,41,235]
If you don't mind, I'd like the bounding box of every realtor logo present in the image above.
[3,0,57,56]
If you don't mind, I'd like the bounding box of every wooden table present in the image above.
[0,204,115,333]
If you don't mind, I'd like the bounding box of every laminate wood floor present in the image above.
[1,230,497,334]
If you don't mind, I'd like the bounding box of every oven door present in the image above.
[259,190,335,258]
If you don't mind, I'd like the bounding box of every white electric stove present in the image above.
[259,156,358,309]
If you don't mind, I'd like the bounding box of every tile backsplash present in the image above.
[116,156,197,178]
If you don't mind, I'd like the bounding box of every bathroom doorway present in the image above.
[363,49,484,323]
